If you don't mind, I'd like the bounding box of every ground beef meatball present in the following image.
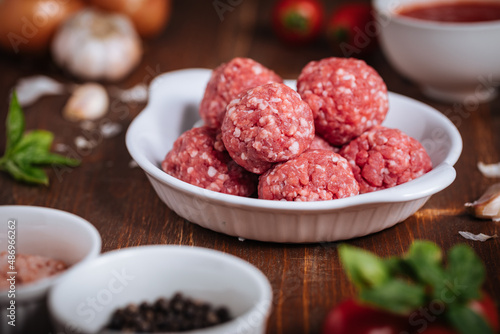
[199,57,283,129]
[308,135,338,152]
[340,126,432,194]
[221,83,315,174]
[297,57,389,146]
[258,150,359,201]
[162,126,257,196]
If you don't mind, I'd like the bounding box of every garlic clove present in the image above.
[478,161,500,178]
[63,83,109,121]
[465,183,500,221]
[15,75,66,107]
[458,231,498,242]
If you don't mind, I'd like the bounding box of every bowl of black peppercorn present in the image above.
[48,245,272,334]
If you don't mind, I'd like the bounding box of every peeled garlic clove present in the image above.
[465,183,500,221]
[458,231,498,242]
[478,161,500,178]
[63,83,109,121]
[15,75,66,107]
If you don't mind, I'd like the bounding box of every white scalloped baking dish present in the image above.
[126,68,462,243]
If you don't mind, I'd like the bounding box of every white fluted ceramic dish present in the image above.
[126,69,462,243]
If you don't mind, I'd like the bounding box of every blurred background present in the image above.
[0,0,403,116]
[0,0,423,153]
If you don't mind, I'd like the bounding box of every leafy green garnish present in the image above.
[446,244,485,302]
[338,244,390,290]
[0,92,80,185]
[405,241,447,297]
[447,303,493,334]
[338,241,494,334]
[360,279,426,315]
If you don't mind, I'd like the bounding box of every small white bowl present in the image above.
[48,245,273,334]
[373,0,500,102]
[126,68,462,243]
[0,205,101,334]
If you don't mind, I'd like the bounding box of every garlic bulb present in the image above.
[63,83,109,121]
[51,9,142,81]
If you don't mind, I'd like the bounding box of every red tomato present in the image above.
[272,0,324,45]
[419,325,457,334]
[326,3,376,56]
[468,292,500,332]
[322,299,410,334]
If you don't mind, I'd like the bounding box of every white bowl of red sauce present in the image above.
[373,0,500,103]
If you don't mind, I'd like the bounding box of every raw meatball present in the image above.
[200,57,283,129]
[162,126,257,196]
[297,57,389,146]
[308,135,338,152]
[258,150,360,201]
[340,126,432,194]
[221,83,315,174]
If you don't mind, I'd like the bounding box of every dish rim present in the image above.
[126,68,462,212]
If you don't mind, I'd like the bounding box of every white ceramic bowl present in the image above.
[0,205,101,334]
[373,0,500,102]
[126,68,462,243]
[48,245,273,334]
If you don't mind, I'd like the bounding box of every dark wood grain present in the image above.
[0,1,499,333]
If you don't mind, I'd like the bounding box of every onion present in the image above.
[88,0,171,37]
[0,0,84,53]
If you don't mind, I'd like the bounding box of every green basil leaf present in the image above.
[339,244,390,290]
[10,130,53,159]
[10,130,79,166]
[447,303,493,334]
[406,241,446,293]
[5,92,25,155]
[360,279,427,315]
[28,152,80,167]
[384,256,416,278]
[446,245,485,301]
[2,160,48,185]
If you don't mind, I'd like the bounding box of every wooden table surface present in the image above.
[1,1,499,333]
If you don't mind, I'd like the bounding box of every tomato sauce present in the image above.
[397,1,500,23]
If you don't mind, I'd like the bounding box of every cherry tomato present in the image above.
[272,0,324,45]
[468,292,500,332]
[88,0,171,37]
[322,299,410,334]
[418,325,457,334]
[0,0,84,53]
[326,3,376,56]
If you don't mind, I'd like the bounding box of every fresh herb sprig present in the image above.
[339,241,494,334]
[0,92,80,185]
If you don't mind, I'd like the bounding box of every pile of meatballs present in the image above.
[161,57,432,202]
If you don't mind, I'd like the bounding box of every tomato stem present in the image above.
[283,11,309,33]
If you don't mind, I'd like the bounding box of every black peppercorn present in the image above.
[103,292,232,332]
